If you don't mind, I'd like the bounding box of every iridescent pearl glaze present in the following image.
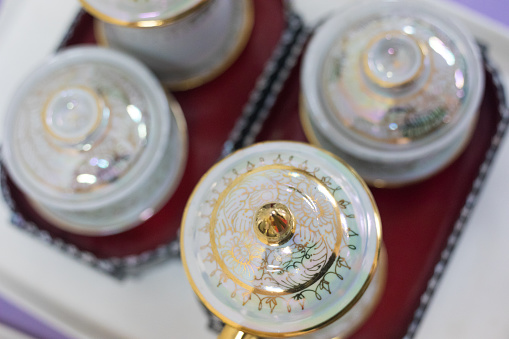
[181,142,385,338]
[301,0,484,187]
[2,46,187,235]
[82,0,254,90]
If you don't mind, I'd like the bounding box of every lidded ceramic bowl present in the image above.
[2,46,187,235]
[181,142,385,338]
[301,0,484,187]
[82,0,253,90]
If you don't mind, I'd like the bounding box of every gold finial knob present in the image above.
[254,203,295,246]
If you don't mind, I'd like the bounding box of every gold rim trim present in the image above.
[21,84,114,194]
[41,86,103,144]
[94,19,109,47]
[369,108,480,188]
[163,0,254,90]
[335,244,388,339]
[300,95,407,188]
[149,90,189,218]
[29,93,188,236]
[93,0,254,91]
[326,56,434,145]
[322,34,442,145]
[301,93,479,188]
[181,141,382,338]
[353,42,433,110]
[80,0,210,28]
[209,165,343,296]
[219,325,260,339]
[362,32,426,89]
[355,42,433,107]
[218,248,388,339]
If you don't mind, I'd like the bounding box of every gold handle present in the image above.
[218,325,260,339]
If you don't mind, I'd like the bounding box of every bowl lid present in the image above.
[79,0,208,27]
[303,0,484,154]
[181,142,381,337]
[2,46,171,211]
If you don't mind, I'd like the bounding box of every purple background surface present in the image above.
[0,1,507,338]
[0,298,68,339]
[455,0,509,26]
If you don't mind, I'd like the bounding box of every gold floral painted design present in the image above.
[211,165,342,293]
[198,153,361,314]
[220,233,264,279]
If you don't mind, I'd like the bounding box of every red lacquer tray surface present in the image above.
[5,1,286,258]
[4,4,503,339]
[258,57,501,338]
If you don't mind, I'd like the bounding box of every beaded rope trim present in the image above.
[0,6,308,280]
[403,44,509,339]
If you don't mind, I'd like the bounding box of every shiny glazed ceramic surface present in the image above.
[80,0,207,27]
[301,0,484,186]
[92,0,254,90]
[181,142,382,338]
[2,46,187,235]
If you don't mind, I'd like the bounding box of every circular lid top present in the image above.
[2,46,171,211]
[79,0,208,27]
[303,0,484,151]
[181,142,381,337]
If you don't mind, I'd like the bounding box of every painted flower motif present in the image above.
[265,297,279,313]
[278,174,341,266]
[290,181,338,239]
[318,279,331,294]
[220,234,265,280]
[243,185,278,210]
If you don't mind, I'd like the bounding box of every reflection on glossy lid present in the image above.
[3,46,170,211]
[314,0,483,145]
[181,142,381,337]
[80,0,208,27]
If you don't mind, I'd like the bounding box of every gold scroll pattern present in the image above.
[210,165,341,294]
[198,153,361,314]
